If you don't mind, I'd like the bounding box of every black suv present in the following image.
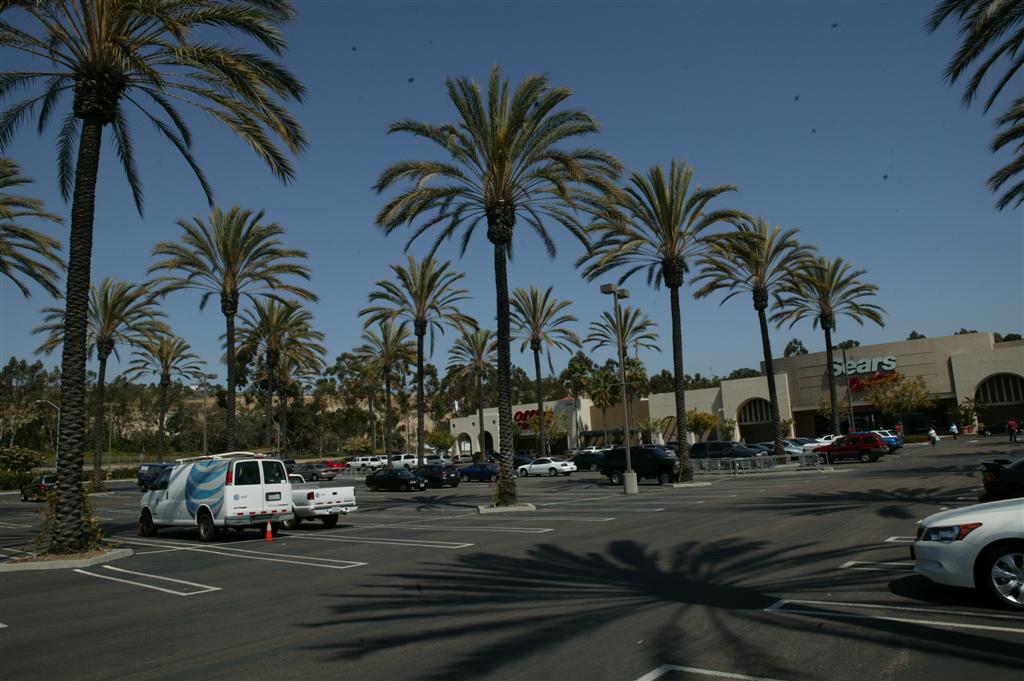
[689,441,763,459]
[137,462,173,491]
[413,464,461,488]
[600,446,679,485]
[573,450,606,471]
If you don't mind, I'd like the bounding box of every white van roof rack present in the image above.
[175,451,265,464]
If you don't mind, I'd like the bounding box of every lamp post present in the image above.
[35,400,60,464]
[841,347,855,433]
[600,283,638,495]
[197,373,217,455]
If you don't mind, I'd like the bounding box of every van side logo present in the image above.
[185,460,228,517]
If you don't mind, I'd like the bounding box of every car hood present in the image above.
[920,497,1024,526]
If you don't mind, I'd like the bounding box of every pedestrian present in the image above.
[949,423,958,440]
[1010,419,1019,444]
[894,422,903,444]
[927,426,938,447]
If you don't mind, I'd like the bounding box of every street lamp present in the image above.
[600,283,638,495]
[196,373,217,455]
[35,400,60,464]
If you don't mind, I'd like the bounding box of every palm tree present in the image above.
[360,256,474,464]
[149,207,315,451]
[123,333,204,456]
[34,277,165,487]
[783,338,808,357]
[447,328,497,459]
[373,65,621,505]
[584,305,659,355]
[0,0,305,553]
[772,256,886,435]
[579,161,745,481]
[237,299,322,448]
[693,217,815,456]
[927,1,1024,210]
[0,158,63,298]
[510,286,580,458]
[276,349,324,453]
[587,367,618,445]
[358,321,415,465]
[559,357,591,450]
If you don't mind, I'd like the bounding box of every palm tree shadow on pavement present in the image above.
[738,486,980,520]
[302,538,885,681]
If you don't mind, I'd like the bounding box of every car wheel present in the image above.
[519,469,529,478]
[977,541,1024,610]
[548,468,558,477]
[610,471,624,486]
[590,463,598,472]
[859,451,872,463]
[400,482,410,492]
[818,454,827,465]
[140,509,158,537]
[658,472,671,485]
[281,517,297,530]
[196,511,216,542]
[461,474,470,483]
[489,474,498,482]
[321,515,339,529]
[311,473,319,481]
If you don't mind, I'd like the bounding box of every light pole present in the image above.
[600,283,638,495]
[841,347,855,433]
[35,400,60,465]
[197,373,217,455]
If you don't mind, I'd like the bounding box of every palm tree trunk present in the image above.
[415,322,426,466]
[492,240,517,505]
[367,387,376,450]
[824,323,840,435]
[532,344,546,458]
[52,118,103,553]
[384,364,393,468]
[669,284,692,482]
[157,374,169,457]
[476,372,486,458]
[756,303,784,458]
[280,391,289,453]
[264,360,275,448]
[91,353,108,491]
[222,296,238,451]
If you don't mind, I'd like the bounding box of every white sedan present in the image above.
[518,458,577,477]
[912,498,1024,610]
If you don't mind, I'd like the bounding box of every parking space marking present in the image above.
[635,664,790,681]
[764,599,1024,634]
[0,521,31,529]
[839,560,915,571]
[74,565,221,596]
[0,623,7,629]
[340,521,553,534]
[884,536,916,543]
[291,534,472,549]
[115,537,368,570]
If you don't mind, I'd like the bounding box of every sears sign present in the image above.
[832,355,896,376]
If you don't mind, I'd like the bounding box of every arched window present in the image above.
[976,373,1024,406]
[737,398,772,425]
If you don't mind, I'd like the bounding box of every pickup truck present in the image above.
[284,474,358,529]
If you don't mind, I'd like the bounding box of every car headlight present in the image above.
[920,522,982,543]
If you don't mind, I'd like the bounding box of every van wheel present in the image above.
[859,451,872,463]
[281,517,297,530]
[196,511,217,542]
[140,509,157,537]
[977,541,1024,610]
[658,472,671,485]
[321,515,339,529]
[610,471,624,486]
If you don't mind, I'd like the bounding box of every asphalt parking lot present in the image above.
[2,440,1023,681]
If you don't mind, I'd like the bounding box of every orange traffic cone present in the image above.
[264,519,273,542]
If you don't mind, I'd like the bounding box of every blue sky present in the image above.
[1,1,1021,386]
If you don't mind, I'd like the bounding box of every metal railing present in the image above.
[692,452,822,476]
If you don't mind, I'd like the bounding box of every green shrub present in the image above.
[108,467,138,480]
[0,469,31,490]
[0,447,44,473]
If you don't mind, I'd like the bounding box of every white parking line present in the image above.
[0,623,7,629]
[839,560,915,571]
[291,534,472,549]
[764,599,1024,634]
[883,536,916,544]
[339,521,553,534]
[0,521,31,529]
[74,565,221,596]
[635,664,790,681]
[114,537,367,570]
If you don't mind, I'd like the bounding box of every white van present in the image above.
[140,452,293,542]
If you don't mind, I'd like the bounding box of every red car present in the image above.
[813,433,888,464]
[323,460,349,469]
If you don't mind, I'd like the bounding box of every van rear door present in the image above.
[260,460,292,520]
[225,460,263,520]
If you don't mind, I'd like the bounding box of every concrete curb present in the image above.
[670,482,713,489]
[477,503,537,514]
[0,548,133,572]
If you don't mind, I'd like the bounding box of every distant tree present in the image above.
[342,435,373,456]
[588,367,618,445]
[927,0,1024,210]
[357,321,414,461]
[995,333,1023,343]
[907,330,927,340]
[426,429,455,453]
[783,338,808,357]
[585,305,659,355]
[837,339,861,349]
[559,353,593,449]
[648,369,675,394]
[726,368,761,380]
[447,329,497,457]
[863,373,935,428]
[685,410,717,442]
[954,328,977,335]
[817,391,851,425]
